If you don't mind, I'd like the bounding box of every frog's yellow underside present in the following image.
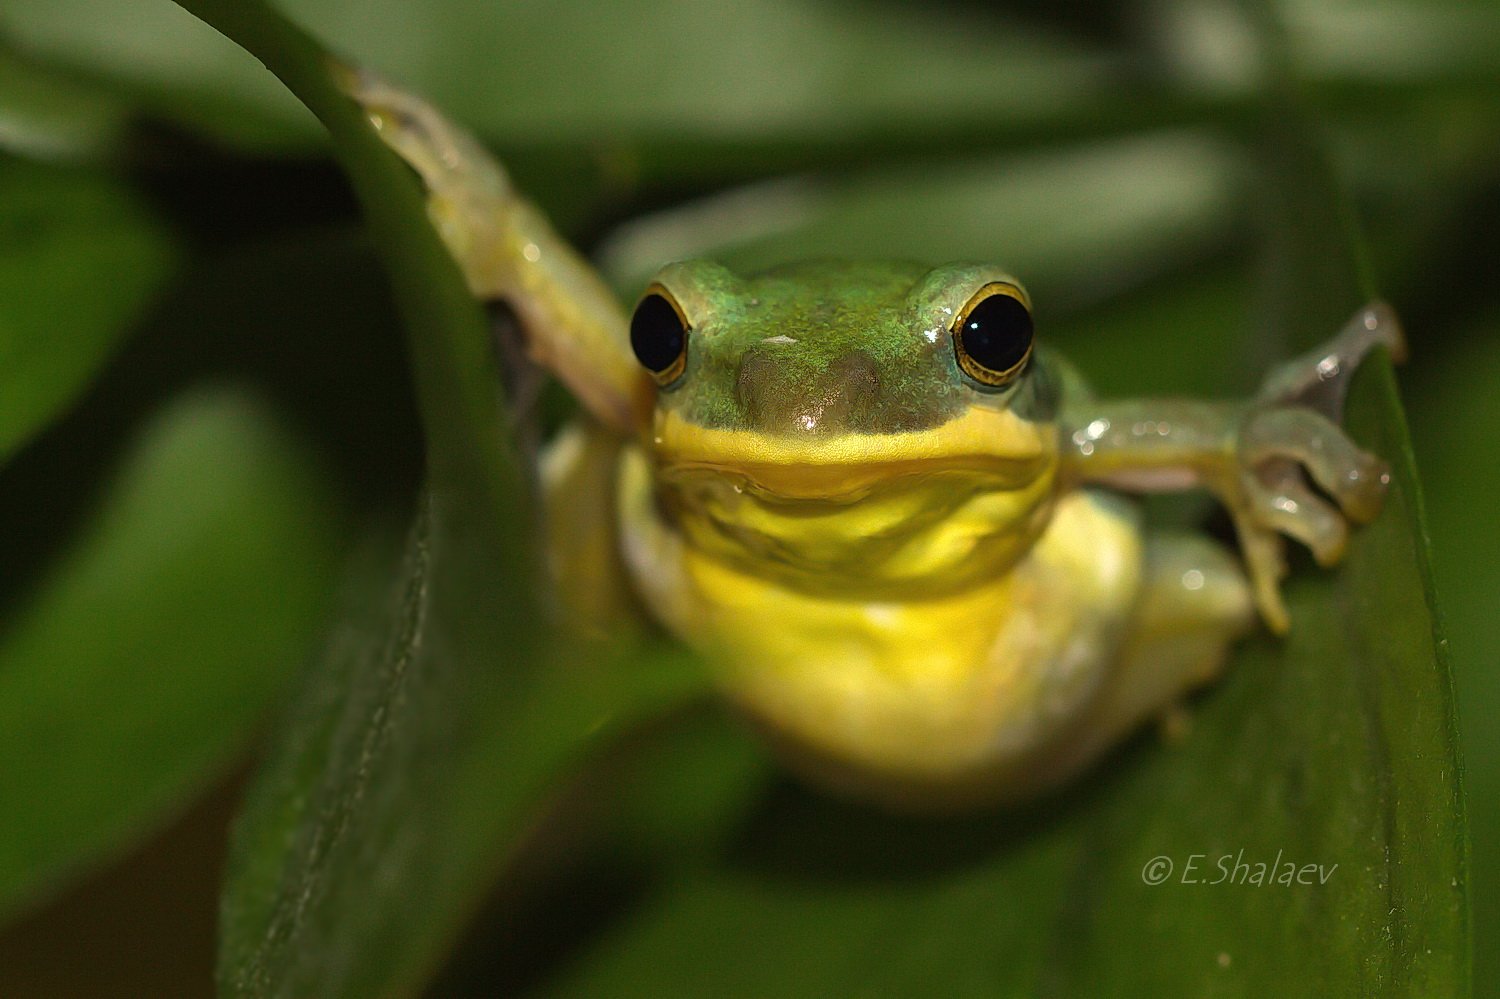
[620,447,1143,801]
[348,66,1402,810]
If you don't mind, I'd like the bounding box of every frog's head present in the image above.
[628,260,1062,597]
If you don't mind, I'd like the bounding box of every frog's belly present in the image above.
[617,448,1143,804]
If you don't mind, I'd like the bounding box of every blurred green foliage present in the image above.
[0,0,1491,996]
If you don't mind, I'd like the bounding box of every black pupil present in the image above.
[961,294,1033,375]
[630,294,686,374]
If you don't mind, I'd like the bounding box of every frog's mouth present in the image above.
[643,408,1060,593]
[651,406,1053,500]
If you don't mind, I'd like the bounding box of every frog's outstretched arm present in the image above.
[1058,303,1405,632]
[336,64,651,435]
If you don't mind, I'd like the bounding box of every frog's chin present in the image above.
[656,457,1038,510]
[643,411,1061,595]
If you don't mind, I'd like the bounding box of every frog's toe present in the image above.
[1244,463,1349,567]
[1228,515,1290,634]
[1257,302,1406,421]
[1240,405,1390,529]
[1330,448,1390,525]
[333,62,405,122]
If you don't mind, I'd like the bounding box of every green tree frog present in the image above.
[344,69,1403,809]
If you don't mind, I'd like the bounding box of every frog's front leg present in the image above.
[1060,303,1404,633]
[335,64,651,434]
[337,66,649,626]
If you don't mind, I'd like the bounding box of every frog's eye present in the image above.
[951,283,1034,388]
[630,286,690,386]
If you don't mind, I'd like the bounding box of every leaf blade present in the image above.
[163,4,712,995]
[0,159,175,467]
[0,388,342,924]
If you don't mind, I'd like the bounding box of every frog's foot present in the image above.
[1228,302,1404,632]
[1229,407,1391,632]
[331,61,647,434]
[332,61,515,220]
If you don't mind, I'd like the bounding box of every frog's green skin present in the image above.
[347,68,1402,809]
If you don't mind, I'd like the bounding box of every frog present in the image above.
[342,68,1404,810]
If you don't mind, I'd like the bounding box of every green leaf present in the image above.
[1,0,319,151]
[6,0,1113,155]
[0,45,132,161]
[9,0,1495,185]
[0,387,342,923]
[218,500,704,998]
[1406,314,1500,996]
[0,158,175,467]
[598,130,1247,310]
[155,3,710,995]
[276,0,1115,150]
